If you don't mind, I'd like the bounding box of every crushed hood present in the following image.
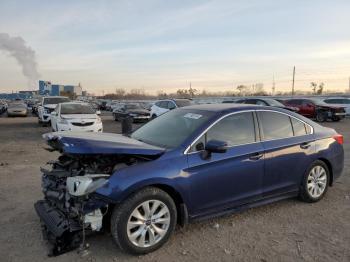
[43,132,165,155]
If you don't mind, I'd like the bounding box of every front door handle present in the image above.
[300,142,311,149]
[249,152,263,161]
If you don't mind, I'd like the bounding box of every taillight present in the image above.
[333,134,344,145]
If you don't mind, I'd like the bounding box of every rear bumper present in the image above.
[334,112,346,116]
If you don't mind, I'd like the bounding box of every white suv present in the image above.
[150,99,192,118]
[38,96,70,125]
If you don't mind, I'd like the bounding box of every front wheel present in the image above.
[110,187,177,255]
[299,161,329,203]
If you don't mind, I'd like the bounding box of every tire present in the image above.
[299,160,330,203]
[332,116,340,122]
[151,114,157,120]
[315,111,326,122]
[110,187,177,255]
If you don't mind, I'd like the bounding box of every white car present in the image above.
[321,97,350,116]
[50,102,103,132]
[38,96,70,125]
[150,99,192,118]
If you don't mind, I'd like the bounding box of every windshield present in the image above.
[125,104,140,110]
[44,97,70,105]
[61,104,95,114]
[174,99,191,107]
[131,109,212,148]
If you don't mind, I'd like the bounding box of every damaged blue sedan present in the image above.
[34,104,344,256]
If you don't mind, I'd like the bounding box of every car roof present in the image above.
[43,96,68,99]
[60,102,89,106]
[182,103,272,112]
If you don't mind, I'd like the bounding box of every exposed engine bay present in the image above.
[34,132,163,256]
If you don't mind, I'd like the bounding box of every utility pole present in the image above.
[272,74,276,95]
[348,77,350,93]
[292,66,295,96]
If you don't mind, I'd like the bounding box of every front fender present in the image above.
[95,155,191,208]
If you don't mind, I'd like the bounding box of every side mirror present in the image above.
[205,140,228,153]
[96,110,101,115]
[51,112,57,116]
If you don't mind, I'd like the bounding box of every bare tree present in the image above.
[311,82,317,94]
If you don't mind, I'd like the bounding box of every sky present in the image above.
[0,0,350,95]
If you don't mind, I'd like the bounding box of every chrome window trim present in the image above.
[183,109,314,155]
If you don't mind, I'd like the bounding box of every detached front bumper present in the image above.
[34,200,82,256]
[34,195,108,256]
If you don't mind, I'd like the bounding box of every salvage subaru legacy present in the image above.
[34,104,344,256]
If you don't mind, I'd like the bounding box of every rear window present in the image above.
[43,97,70,105]
[174,99,191,107]
[258,111,293,140]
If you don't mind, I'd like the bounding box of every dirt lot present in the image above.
[0,113,349,262]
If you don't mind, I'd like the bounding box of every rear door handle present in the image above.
[249,152,263,161]
[300,142,311,149]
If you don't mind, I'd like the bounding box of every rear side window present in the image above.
[259,111,293,140]
[291,117,307,136]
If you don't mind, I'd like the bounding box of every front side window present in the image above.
[259,111,293,140]
[167,101,176,109]
[189,112,256,152]
[159,101,168,109]
[287,99,302,106]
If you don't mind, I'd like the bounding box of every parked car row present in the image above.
[0,100,8,114]
[282,98,346,122]
[229,96,348,122]
[6,101,28,117]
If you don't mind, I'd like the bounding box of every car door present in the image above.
[185,111,264,216]
[301,100,315,117]
[257,111,315,197]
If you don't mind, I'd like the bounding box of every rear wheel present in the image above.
[332,116,340,122]
[315,111,326,122]
[300,161,329,203]
[110,187,177,255]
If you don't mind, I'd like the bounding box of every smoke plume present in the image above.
[0,33,40,89]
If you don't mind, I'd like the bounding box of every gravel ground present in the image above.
[0,112,349,262]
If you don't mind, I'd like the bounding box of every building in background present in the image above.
[38,80,83,98]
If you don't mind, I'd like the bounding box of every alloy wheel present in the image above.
[127,200,170,248]
[307,165,327,198]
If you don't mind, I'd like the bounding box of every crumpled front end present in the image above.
[34,166,109,256]
[35,132,162,256]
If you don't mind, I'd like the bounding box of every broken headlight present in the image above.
[67,175,109,197]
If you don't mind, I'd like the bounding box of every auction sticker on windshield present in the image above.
[184,113,202,119]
